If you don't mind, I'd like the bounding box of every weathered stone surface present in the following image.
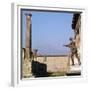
[22,58,32,78]
[22,14,32,78]
[37,56,69,73]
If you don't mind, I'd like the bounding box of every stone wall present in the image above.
[72,14,81,57]
[37,56,69,73]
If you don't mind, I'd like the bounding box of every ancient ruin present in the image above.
[71,13,81,65]
[22,13,32,78]
[22,13,81,78]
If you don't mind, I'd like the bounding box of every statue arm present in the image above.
[63,45,69,47]
[63,44,72,48]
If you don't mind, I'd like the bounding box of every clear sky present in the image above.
[21,10,74,55]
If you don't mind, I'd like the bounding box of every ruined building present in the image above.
[72,13,81,60]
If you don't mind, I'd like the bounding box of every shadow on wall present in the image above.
[31,60,48,77]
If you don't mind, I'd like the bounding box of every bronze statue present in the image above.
[64,37,81,65]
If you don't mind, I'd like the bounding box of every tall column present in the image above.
[25,14,32,59]
[22,13,32,78]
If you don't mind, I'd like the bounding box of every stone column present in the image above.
[22,13,32,78]
[26,14,32,59]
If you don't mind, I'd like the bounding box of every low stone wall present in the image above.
[36,56,69,73]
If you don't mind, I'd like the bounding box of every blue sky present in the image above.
[21,10,74,55]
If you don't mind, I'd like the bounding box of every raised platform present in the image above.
[66,64,81,76]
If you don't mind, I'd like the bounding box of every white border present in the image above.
[11,3,87,87]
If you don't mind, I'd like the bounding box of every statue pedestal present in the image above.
[66,56,81,76]
[67,64,81,76]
